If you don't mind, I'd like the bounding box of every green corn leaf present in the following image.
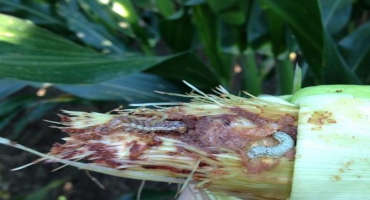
[0,52,168,84]
[339,22,370,69]
[277,58,294,95]
[292,65,302,93]
[242,50,261,95]
[159,10,194,52]
[0,14,96,56]
[263,6,285,55]
[0,110,20,132]
[0,78,27,99]
[56,73,183,102]
[0,14,179,84]
[192,5,229,84]
[208,0,249,26]
[78,0,119,29]
[0,96,36,117]
[147,53,219,89]
[57,0,127,53]
[319,0,352,35]
[13,179,66,200]
[112,0,139,24]
[258,0,323,78]
[322,31,361,84]
[247,1,268,44]
[112,0,154,54]
[185,0,205,6]
[0,0,63,25]
[155,0,176,18]
[11,102,57,140]
[339,22,370,82]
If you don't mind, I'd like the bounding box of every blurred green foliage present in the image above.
[0,0,368,97]
[0,0,369,199]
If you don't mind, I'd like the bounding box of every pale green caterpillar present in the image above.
[247,131,294,158]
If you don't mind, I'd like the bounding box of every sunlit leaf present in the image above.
[0,0,63,25]
[0,14,178,84]
[78,0,118,29]
[57,0,126,53]
[0,51,168,84]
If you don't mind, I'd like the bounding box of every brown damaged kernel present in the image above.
[49,104,297,175]
[308,111,336,130]
[38,85,301,200]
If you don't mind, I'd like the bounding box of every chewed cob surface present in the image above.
[45,88,298,200]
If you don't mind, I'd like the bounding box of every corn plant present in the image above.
[0,0,369,199]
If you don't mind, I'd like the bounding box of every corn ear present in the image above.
[0,88,298,200]
[1,85,369,199]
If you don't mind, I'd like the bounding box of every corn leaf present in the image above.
[57,0,127,53]
[322,31,360,84]
[242,51,261,95]
[263,6,285,55]
[158,10,194,52]
[247,1,268,44]
[0,78,26,99]
[192,5,229,83]
[0,0,63,25]
[277,58,294,95]
[13,179,66,200]
[319,0,352,34]
[56,73,183,102]
[258,0,323,77]
[0,14,178,84]
[147,53,219,89]
[155,0,176,18]
[339,23,370,71]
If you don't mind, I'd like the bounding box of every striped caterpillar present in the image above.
[116,115,187,134]
[247,131,294,158]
